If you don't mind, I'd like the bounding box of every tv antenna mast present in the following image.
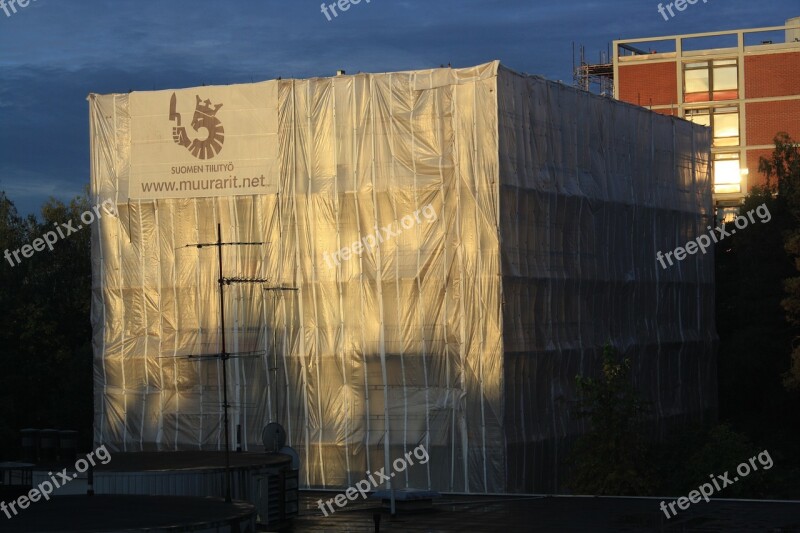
[178,223,297,503]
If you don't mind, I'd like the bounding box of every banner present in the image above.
[129,81,278,200]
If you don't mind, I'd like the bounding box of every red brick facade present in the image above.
[746,100,800,146]
[745,52,800,99]
[746,149,773,189]
[618,62,677,107]
[617,46,800,199]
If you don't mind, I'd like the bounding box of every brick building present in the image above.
[612,17,800,218]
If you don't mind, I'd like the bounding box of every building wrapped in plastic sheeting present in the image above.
[89,61,716,494]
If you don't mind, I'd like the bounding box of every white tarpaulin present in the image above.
[89,61,715,493]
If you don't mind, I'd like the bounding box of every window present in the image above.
[716,205,740,224]
[713,60,738,91]
[685,107,711,127]
[713,152,743,195]
[713,107,739,146]
[684,59,738,102]
[685,63,710,95]
[685,106,740,147]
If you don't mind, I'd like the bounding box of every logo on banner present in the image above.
[169,93,225,160]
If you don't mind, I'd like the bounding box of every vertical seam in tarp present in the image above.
[495,71,505,492]
[454,81,470,492]
[520,74,534,486]
[277,189,294,447]
[472,73,489,492]
[264,283,274,450]
[410,72,430,489]
[138,198,148,452]
[169,206,180,450]
[259,193,272,433]
[350,74,371,477]
[673,121,684,389]
[368,74,392,490]
[306,80,327,487]
[338,76,351,484]
[288,80,313,485]
[651,111,663,421]
[230,201,244,452]
[436,83,448,491]
[398,75,409,487]
[547,84,558,489]
[331,75,353,482]
[212,200,221,451]
[156,203,165,449]
[268,193,276,430]
[193,200,204,449]
[113,95,129,450]
[441,84,454,493]
[250,197,266,450]
[418,81,437,490]
[282,295,294,446]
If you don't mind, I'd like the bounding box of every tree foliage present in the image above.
[710,132,800,498]
[0,191,93,458]
[567,343,652,495]
[765,133,800,389]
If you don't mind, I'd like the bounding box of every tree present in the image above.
[567,343,652,495]
[0,192,33,455]
[0,192,94,458]
[765,134,800,389]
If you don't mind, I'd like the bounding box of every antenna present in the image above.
[179,224,274,503]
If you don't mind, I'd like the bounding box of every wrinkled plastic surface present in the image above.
[89,61,715,493]
[497,67,716,492]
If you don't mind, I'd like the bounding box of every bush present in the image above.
[567,343,653,495]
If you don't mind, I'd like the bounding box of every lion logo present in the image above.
[169,92,225,160]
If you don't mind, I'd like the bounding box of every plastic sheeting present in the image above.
[89,61,715,494]
[497,68,716,492]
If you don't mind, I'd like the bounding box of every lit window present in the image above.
[713,65,738,91]
[713,107,739,146]
[685,108,711,127]
[685,106,739,147]
[685,69,710,94]
[685,108,710,127]
[713,153,742,194]
[684,59,738,102]
[716,206,739,223]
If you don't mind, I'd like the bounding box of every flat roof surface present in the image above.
[2,489,797,531]
[82,451,291,472]
[295,491,800,531]
[2,495,255,532]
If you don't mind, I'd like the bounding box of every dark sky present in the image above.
[0,0,794,214]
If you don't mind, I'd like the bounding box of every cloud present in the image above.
[0,0,791,214]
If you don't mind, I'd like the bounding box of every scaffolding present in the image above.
[573,42,650,96]
[573,43,612,96]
